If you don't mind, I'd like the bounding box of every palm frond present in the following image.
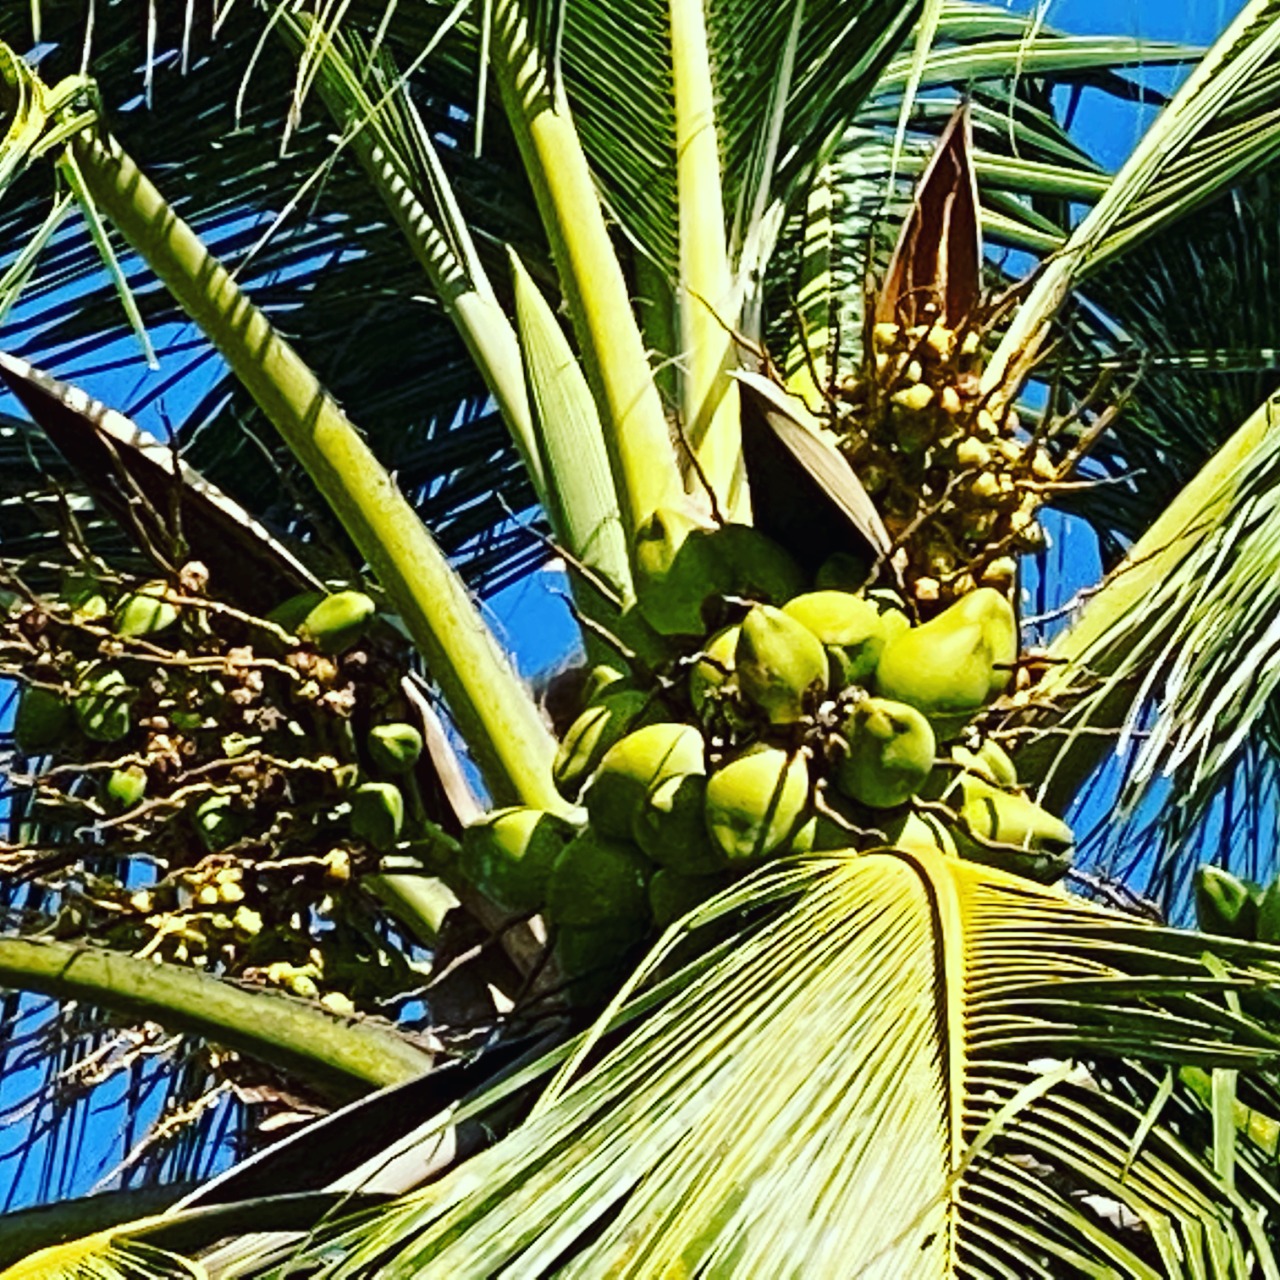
[276,13,547,512]
[541,0,921,287]
[0,5,545,595]
[203,850,1280,1277]
[0,1228,205,1280]
[1058,163,1280,553]
[991,0,1280,391]
[0,1184,195,1270]
[1024,388,1280,915]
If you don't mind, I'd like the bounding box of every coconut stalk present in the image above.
[68,124,565,815]
[670,0,749,521]
[0,937,434,1100]
[488,0,686,538]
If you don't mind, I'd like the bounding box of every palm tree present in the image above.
[5,0,1280,1274]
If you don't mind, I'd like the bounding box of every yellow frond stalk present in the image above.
[490,0,683,539]
[671,0,749,522]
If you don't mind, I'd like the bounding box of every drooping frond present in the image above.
[1025,388,1280,914]
[192,850,1280,1277]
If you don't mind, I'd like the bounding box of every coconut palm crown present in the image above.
[6,1,1280,1276]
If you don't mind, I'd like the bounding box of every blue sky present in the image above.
[0,0,1252,1209]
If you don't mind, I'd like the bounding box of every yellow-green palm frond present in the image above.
[1023,387,1280,912]
[212,849,1280,1277]
[1,1223,205,1280]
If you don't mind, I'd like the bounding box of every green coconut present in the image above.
[835,698,936,809]
[553,918,651,1003]
[73,667,132,742]
[782,591,881,648]
[704,745,809,865]
[874,587,1017,728]
[553,689,655,801]
[882,809,956,857]
[633,507,805,636]
[13,685,71,753]
[949,772,1073,882]
[460,806,576,914]
[782,591,885,687]
[350,781,405,851]
[368,722,424,775]
[581,664,633,707]
[689,624,742,721]
[299,590,377,655]
[947,587,1019,698]
[952,739,1019,789]
[632,772,726,875]
[193,794,244,852]
[544,829,653,927]
[1194,865,1258,940]
[786,810,859,854]
[266,591,325,633]
[735,605,827,725]
[113,583,179,638]
[103,765,148,811]
[648,868,730,930]
[585,722,705,839]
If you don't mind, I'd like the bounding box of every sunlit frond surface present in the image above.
[1027,390,1280,919]
[205,851,1280,1278]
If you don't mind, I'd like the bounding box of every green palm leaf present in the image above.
[543,0,922,283]
[1057,164,1280,552]
[990,0,1280,391]
[0,6,544,593]
[181,850,1280,1277]
[1,1234,204,1280]
[1024,386,1280,913]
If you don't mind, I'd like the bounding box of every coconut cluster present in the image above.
[456,516,1075,997]
[2,569,427,1014]
[834,308,1063,609]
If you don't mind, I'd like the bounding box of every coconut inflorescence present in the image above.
[834,311,1061,611]
[4,522,1070,1010]
[1,568,436,1015]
